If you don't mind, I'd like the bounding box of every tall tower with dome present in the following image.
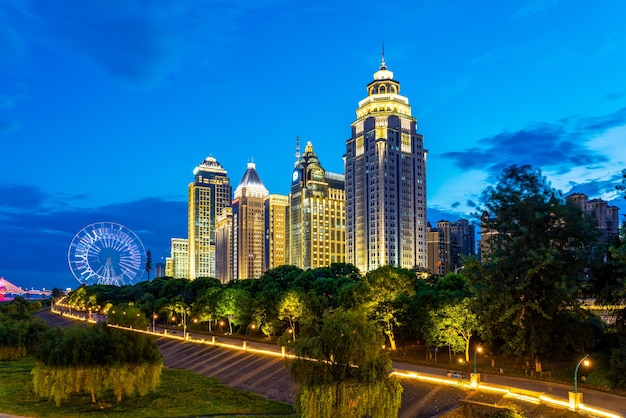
[345,52,428,272]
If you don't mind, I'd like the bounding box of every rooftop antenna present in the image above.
[295,135,301,160]
[381,41,386,69]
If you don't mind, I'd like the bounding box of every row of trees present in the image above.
[33,324,163,405]
[0,297,47,360]
[63,165,626,389]
[0,298,163,406]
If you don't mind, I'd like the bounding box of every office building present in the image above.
[345,53,427,272]
[265,194,289,270]
[188,156,232,280]
[428,219,475,274]
[230,162,269,280]
[289,140,345,269]
[215,207,233,283]
[167,238,189,279]
[567,193,620,242]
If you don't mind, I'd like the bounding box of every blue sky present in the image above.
[1,0,625,291]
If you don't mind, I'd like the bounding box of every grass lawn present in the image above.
[0,357,296,418]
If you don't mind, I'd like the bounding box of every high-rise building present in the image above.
[449,218,476,269]
[567,193,620,242]
[231,162,269,280]
[215,207,233,284]
[345,53,428,272]
[265,194,289,270]
[168,238,189,279]
[154,261,166,278]
[188,156,232,280]
[427,219,475,274]
[289,140,345,269]
[427,224,445,275]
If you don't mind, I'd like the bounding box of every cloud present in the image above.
[513,0,559,19]
[0,94,25,109]
[440,107,626,179]
[0,121,19,134]
[24,0,180,84]
[577,107,626,133]
[20,0,285,86]
[0,184,186,290]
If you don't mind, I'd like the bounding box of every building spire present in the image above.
[381,41,386,70]
[295,134,301,160]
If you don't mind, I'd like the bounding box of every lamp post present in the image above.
[245,323,256,340]
[574,354,590,393]
[183,309,187,340]
[152,312,157,333]
[473,345,483,374]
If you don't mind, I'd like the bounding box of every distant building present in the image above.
[289,140,345,269]
[154,262,166,278]
[427,225,445,275]
[265,194,289,271]
[566,193,620,242]
[215,207,233,284]
[479,211,498,262]
[168,238,189,279]
[188,156,232,280]
[427,219,475,274]
[345,52,427,272]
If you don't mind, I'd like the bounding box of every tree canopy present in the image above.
[468,165,599,370]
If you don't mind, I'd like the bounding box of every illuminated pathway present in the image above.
[41,308,625,417]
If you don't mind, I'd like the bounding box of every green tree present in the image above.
[290,308,402,418]
[0,300,48,360]
[108,303,148,329]
[192,286,221,332]
[33,324,162,405]
[426,301,480,362]
[470,165,598,372]
[364,266,416,351]
[216,288,252,334]
[278,290,307,341]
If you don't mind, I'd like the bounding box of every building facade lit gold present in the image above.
[289,141,345,269]
[168,238,189,279]
[187,156,231,280]
[345,54,427,272]
[215,207,232,284]
[231,162,269,280]
[265,194,289,270]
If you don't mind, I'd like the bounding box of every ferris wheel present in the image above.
[68,222,146,287]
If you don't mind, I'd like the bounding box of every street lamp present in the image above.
[574,354,590,393]
[152,312,158,333]
[474,345,483,374]
[245,323,256,340]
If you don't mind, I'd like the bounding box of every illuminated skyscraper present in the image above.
[289,140,345,269]
[167,238,188,279]
[188,156,232,280]
[345,53,427,272]
[265,194,289,270]
[231,162,269,280]
[215,207,232,283]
